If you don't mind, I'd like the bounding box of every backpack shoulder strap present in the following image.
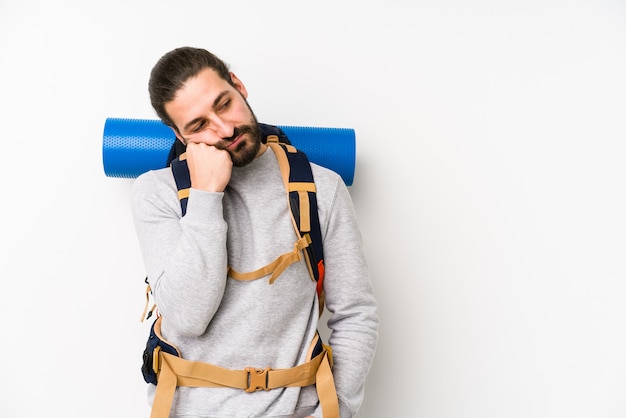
[264,137,325,309]
[171,153,191,216]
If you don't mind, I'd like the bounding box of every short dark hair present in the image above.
[148,47,233,128]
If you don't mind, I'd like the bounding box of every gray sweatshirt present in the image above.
[131,145,378,417]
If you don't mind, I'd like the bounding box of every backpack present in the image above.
[139,124,338,418]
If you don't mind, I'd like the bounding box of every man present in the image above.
[131,46,378,417]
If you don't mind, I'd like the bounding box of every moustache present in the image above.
[217,126,254,149]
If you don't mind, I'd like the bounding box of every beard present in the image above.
[217,101,262,167]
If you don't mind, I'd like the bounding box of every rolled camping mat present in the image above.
[102,118,356,185]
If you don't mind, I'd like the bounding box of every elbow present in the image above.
[173,311,213,337]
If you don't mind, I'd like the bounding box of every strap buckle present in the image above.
[245,367,271,392]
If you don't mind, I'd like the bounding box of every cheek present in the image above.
[232,101,254,122]
[191,132,223,145]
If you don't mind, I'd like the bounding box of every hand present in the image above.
[185,142,233,192]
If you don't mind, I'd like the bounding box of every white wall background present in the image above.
[1,0,625,417]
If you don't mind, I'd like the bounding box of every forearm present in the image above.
[132,175,229,336]
[321,182,379,415]
[151,197,228,335]
[325,265,378,416]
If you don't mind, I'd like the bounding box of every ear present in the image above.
[171,126,186,145]
[230,72,248,99]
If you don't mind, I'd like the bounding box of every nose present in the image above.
[211,116,234,139]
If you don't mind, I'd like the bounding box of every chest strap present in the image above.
[227,234,312,284]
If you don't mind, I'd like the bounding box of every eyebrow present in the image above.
[181,90,230,133]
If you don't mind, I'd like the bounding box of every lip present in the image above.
[227,134,243,149]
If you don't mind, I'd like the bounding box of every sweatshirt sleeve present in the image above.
[130,170,229,337]
[320,177,379,417]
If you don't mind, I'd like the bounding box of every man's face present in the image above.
[165,68,262,167]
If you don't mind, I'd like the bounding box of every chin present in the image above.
[231,139,260,167]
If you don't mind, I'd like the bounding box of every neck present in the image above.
[256,143,268,157]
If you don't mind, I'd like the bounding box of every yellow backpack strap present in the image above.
[266,137,311,236]
[228,234,311,283]
[140,277,157,322]
[149,331,339,418]
[265,136,326,316]
[306,332,339,418]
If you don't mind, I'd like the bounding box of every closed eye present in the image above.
[191,120,206,133]
[217,98,231,112]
